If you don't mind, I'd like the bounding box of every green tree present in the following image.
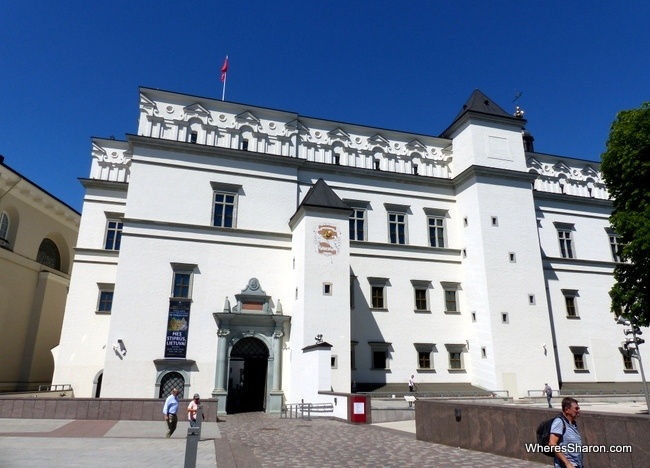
[600,102,650,326]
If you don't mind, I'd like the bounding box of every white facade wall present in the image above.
[53,87,647,408]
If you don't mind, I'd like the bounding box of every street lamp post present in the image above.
[617,316,650,416]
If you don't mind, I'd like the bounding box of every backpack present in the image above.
[536,415,566,457]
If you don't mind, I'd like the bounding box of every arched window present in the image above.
[36,238,61,271]
[0,212,9,244]
[159,372,185,398]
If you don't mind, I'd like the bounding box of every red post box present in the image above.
[348,395,370,423]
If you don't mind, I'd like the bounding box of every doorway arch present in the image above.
[226,337,269,414]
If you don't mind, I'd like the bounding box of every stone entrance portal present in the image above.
[212,278,290,414]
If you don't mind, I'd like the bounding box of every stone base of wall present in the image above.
[415,400,649,467]
[0,398,219,422]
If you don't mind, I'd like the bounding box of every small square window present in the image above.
[501,312,509,324]
[471,311,477,322]
[463,217,468,227]
[323,283,333,295]
[528,294,536,305]
[481,347,487,358]
[331,355,338,369]
[509,252,516,263]
[491,216,498,227]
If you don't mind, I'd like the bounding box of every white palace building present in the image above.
[52,87,645,413]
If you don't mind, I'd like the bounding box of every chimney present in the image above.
[523,131,535,152]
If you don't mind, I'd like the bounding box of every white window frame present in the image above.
[96,283,115,314]
[385,203,409,245]
[171,263,196,300]
[554,222,576,259]
[368,277,389,310]
[345,200,369,242]
[411,280,431,312]
[441,281,461,314]
[570,346,589,372]
[414,343,436,371]
[445,344,467,371]
[607,228,622,262]
[210,182,241,228]
[562,289,579,318]
[104,216,123,251]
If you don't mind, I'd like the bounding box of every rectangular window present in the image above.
[172,271,192,299]
[349,208,366,241]
[369,342,390,370]
[104,219,123,250]
[623,354,634,371]
[570,346,588,371]
[213,191,237,228]
[562,289,579,318]
[331,355,338,369]
[609,232,621,262]
[446,344,466,370]
[351,341,358,370]
[445,290,457,312]
[97,284,115,314]
[449,352,462,369]
[418,351,431,369]
[557,229,575,258]
[573,352,585,370]
[371,286,385,309]
[415,289,428,311]
[373,351,387,369]
[388,213,406,244]
[323,283,332,295]
[428,216,445,248]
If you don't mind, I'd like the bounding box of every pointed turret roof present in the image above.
[299,179,351,211]
[441,89,525,138]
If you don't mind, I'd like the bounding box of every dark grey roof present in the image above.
[441,89,524,138]
[299,179,351,211]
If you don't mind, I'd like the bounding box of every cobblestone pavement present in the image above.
[215,413,548,467]
[0,415,548,467]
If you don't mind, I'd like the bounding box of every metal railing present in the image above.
[281,400,334,420]
[526,388,648,397]
[367,390,509,398]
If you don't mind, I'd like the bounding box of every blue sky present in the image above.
[2,1,649,212]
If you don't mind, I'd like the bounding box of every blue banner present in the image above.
[165,300,191,358]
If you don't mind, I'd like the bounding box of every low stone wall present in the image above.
[415,400,649,467]
[0,398,219,422]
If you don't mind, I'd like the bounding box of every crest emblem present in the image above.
[314,224,341,256]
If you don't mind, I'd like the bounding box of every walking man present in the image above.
[549,397,583,468]
[543,383,553,408]
[163,388,180,437]
[408,375,415,392]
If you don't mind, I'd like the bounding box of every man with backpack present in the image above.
[549,397,583,468]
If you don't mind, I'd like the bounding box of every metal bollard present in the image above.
[184,426,200,468]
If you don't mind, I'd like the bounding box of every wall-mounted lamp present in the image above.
[113,339,127,358]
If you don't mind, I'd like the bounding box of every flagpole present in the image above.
[220,55,229,101]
